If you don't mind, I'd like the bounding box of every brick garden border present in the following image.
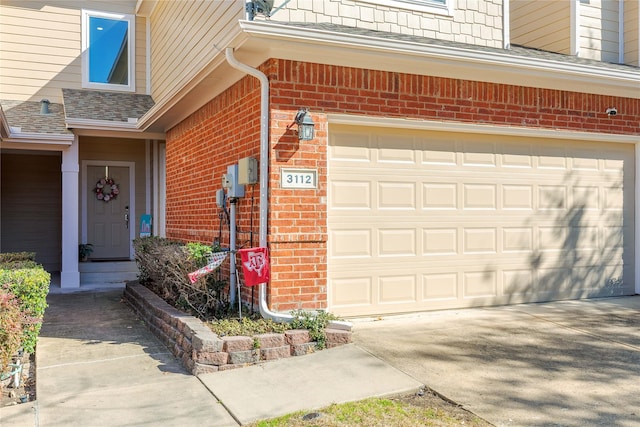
[123,282,352,375]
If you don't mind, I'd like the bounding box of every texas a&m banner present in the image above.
[239,247,270,286]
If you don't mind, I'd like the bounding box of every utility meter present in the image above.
[224,164,245,198]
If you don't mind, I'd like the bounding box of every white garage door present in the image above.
[328,126,635,316]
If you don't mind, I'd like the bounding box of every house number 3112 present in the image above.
[281,169,317,189]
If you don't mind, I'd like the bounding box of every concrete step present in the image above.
[79,261,139,285]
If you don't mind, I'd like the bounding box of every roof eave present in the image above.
[66,118,165,140]
[238,20,639,99]
[0,131,74,151]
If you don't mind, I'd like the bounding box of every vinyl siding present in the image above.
[263,0,504,47]
[624,0,639,66]
[510,0,571,54]
[0,152,62,272]
[0,0,146,103]
[148,0,243,103]
[580,0,620,63]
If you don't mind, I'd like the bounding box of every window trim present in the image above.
[81,9,136,92]
[358,0,454,16]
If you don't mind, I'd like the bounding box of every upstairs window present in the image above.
[82,10,135,92]
[360,0,454,16]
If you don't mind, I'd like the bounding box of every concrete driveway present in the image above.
[353,296,640,427]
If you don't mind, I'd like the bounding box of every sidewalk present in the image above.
[1,289,421,426]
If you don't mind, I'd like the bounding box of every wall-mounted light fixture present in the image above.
[288,108,315,141]
[605,107,617,116]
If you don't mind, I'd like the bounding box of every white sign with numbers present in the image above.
[281,169,317,189]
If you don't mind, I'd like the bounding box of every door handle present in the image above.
[125,206,129,229]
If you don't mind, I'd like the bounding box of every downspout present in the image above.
[225,48,351,330]
[225,47,289,323]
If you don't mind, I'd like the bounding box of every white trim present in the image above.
[81,9,136,92]
[146,18,151,95]
[152,140,159,237]
[67,118,139,130]
[2,133,74,146]
[157,142,166,237]
[327,114,640,144]
[238,21,639,98]
[502,0,510,50]
[81,160,136,260]
[636,142,640,294]
[145,140,151,214]
[357,0,454,16]
[619,0,624,64]
[60,137,81,288]
[570,0,580,56]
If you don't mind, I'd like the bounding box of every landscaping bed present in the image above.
[0,351,35,407]
[124,282,352,375]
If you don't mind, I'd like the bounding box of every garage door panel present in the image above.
[422,273,459,300]
[378,181,416,209]
[379,275,417,304]
[328,127,635,316]
[330,180,371,209]
[378,228,417,257]
[330,229,372,258]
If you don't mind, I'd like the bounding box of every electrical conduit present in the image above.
[225,48,351,330]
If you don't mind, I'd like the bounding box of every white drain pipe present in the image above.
[225,48,351,330]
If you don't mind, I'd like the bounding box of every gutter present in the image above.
[224,47,351,330]
[238,20,640,98]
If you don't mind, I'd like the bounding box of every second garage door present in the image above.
[328,125,635,316]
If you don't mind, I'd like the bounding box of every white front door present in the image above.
[86,165,130,260]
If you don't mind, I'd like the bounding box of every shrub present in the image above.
[207,317,291,337]
[133,237,229,320]
[290,310,342,349]
[0,289,23,373]
[0,252,36,263]
[0,266,50,353]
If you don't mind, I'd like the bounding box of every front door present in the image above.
[87,165,130,260]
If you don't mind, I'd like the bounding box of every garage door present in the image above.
[328,126,635,316]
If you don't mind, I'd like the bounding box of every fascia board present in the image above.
[239,21,640,98]
[66,118,165,139]
[328,113,640,144]
[1,132,74,148]
[66,118,139,131]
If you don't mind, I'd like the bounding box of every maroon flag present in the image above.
[239,247,270,286]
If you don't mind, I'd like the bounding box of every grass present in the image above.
[246,393,491,427]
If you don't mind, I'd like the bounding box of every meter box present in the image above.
[224,164,245,198]
[238,157,258,185]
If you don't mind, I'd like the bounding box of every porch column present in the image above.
[60,136,80,288]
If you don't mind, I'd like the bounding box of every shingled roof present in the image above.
[62,89,155,123]
[0,99,71,135]
[276,22,640,73]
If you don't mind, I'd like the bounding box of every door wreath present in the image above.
[94,177,119,202]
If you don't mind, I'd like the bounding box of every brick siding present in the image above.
[165,58,640,312]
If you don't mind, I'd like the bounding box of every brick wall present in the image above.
[124,283,351,375]
[165,57,640,313]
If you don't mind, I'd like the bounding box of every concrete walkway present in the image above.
[0,289,420,427]
[353,296,640,427]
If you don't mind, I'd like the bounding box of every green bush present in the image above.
[290,310,342,349]
[0,266,50,353]
[0,289,24,373]
[0,252,36,263]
